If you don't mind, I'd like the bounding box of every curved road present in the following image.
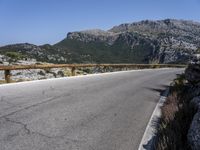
[0,68,183,150]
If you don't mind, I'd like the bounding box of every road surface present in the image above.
[0,68,183,150]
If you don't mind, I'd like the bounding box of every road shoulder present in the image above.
[138,88,170,150]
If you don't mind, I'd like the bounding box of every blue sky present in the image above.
[0,0,200,46]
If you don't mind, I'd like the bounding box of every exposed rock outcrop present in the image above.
[185,63,200,150]
[185,64,200,84]
[188,96,200,150]
[65,19,200,63]
[0,19,200,64]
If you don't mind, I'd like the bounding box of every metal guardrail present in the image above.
[0,64,186,83]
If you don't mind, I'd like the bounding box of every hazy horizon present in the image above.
[1,0,200,46]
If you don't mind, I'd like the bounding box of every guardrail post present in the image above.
[5,70,11,83]
[71,67,76,76]
[103,66,107,72]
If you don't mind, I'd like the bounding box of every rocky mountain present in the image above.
[1,19,200,64]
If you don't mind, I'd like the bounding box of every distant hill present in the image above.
[1,19,200,64]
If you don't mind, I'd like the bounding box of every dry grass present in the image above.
[154,75,195,150]
[0,80,6,84]
[0,79,18,84]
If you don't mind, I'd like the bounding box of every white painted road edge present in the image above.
[138,88,170,150]
[0,68,172,87]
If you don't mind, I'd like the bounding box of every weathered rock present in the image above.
[188,109,200,150]
[0,55,71,81]
[190,96,200,112]
[184,64,200,150]
[185,64,200,84]
[67,29,119,45]
[188,86,200,99]
[60,19,200,64]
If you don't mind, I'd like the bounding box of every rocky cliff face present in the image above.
[67,29,119,45]
[1,19,200,64]
[64,19,200,64]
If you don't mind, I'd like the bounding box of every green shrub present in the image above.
[196,48,200,53]
[5,52,25,60]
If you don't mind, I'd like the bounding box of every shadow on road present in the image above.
[140,85,170,150]
[145,85,169,96]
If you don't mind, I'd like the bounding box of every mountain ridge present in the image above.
[1,19,200,64]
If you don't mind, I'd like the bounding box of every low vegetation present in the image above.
[196,48,200,53]
[5,52,26,61]
[154,74,195,150]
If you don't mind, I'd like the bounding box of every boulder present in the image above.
[188,96,200,150]
[190,96,200,112]
[185,64,200,84]
[188,109,200,150]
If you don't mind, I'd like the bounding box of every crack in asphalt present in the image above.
[0,96,16,106]
[2,116,88,148]
[4,116,58,140]
[0,95,62,119]
[0,91,73,120]
[0,69,183,150]
[3,116,57,139]
[5,117,31,134]
[0,92,79,143]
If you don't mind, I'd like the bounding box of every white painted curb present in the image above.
[138,88,170,150]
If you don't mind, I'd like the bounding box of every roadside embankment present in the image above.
[154,64,200,150]
[185,64,200,150]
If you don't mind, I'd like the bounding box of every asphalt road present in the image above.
[0,68,183,150]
